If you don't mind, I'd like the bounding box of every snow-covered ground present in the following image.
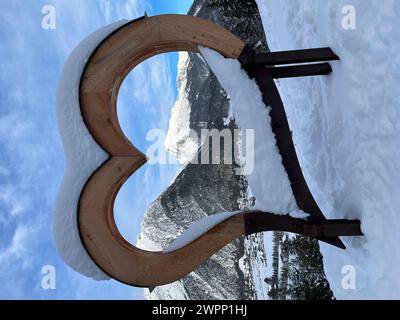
[54,21,129,281]
[256,0,400,299]
[245,233,272,300]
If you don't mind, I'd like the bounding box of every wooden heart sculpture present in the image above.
[78,14,252,287]
[78,14,362,287]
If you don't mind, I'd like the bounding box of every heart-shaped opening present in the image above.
[114,52,182,251]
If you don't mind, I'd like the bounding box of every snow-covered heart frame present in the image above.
[75,14,362,287]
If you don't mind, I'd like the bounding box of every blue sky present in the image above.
[0,0,192,299]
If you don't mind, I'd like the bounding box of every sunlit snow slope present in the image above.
[256,0,400,299]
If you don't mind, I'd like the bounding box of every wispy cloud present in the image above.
[0,226,29,265]
[0,0,172,300]
[0,0,193,300]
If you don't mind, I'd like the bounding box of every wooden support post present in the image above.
[240,47,347,249]
[269,63,333,79]
[244,212,363,249]
[303,220,363,238]
[239,46,340,66]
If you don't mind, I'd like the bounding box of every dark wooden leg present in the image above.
[237,46,363,249]
[303,220,363,238]
[244,212,363,249]
[239,46,340,66]
[269,63,333,79]
[243,66,326,223]
[240,50,348,249]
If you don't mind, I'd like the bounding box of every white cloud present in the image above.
[0,186,27,217]
[0,0,182,299]
[0,226,29,265]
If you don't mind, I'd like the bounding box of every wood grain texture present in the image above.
[77,15,362,287]
[80,14,245,156]
[78,15,248,287]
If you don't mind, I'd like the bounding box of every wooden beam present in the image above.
[239,46,340,66]
[269,63,333,79]
[241,52,346,250]
[304,220,363,238]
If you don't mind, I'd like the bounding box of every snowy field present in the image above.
[256,0,400,299]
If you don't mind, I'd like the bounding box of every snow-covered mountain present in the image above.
[257,0,400,299]
[138,0,334,300]
[137,0,268,300]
